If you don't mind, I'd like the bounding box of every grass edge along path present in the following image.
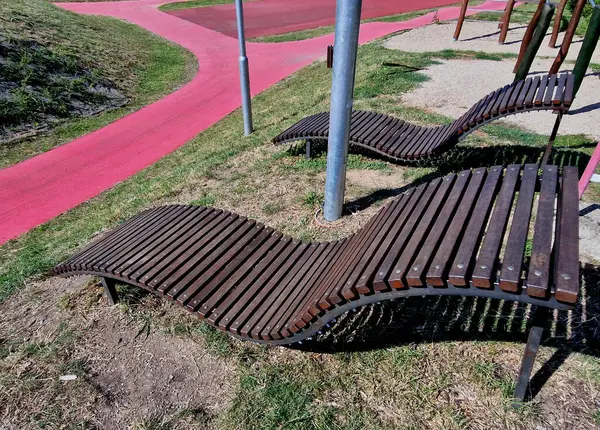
[0,0,197,169]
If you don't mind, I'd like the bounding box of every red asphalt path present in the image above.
[168,0,460,39]
[0,0,505,244]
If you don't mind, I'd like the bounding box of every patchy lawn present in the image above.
[1,38,599,428]
[0,0,196,168]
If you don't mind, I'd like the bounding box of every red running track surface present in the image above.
[168,0,461,38]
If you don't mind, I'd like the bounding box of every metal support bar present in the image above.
[323,0,362,222]
[514,3,555,81]
[579,141,600,198]
[541,110,563,167]
[305,140,312,160]
[235,0,253,135]
[100,277,119,306]
[513,307,548,403]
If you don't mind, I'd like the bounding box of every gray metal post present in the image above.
[323,0,362,221]
[235,0,253,135]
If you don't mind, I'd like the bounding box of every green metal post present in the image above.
[515,4,555,82]
[572,6,600,96]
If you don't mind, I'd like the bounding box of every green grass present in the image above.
[249,8,438,43]
[0,0,196,168]
[159,0,244,12]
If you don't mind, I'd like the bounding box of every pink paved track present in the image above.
[0,0,505,245]
[168,0,460,39]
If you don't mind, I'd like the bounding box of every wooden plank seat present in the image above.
[54,165,579,347]
[272,73,575,161]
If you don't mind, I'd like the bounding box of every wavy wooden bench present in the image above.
[273,73,574,161]
[54,165,579,401]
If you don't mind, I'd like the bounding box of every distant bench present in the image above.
[273,73,574,161]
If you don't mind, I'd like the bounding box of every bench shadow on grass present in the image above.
[296,144,597,401]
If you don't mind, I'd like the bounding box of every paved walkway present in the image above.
[168,0,459,39]
[0,0,505,244]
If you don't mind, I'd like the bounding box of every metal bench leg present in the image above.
[541,111,563,167]
[306,139,312,160]
[514,307,548,403]
[100,277,119,305]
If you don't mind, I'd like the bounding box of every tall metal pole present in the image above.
[323,0,362,222]
[235,0,253,135]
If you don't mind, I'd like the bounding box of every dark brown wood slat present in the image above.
[380,122,413,153]
[341,193,417,300]
[426,167,488,286]
[506,80,526,112]
[369,183,432,291]
[222,238,301,334]
[448,166,503,286]
[314,115,333,137]
[387,175,455,289]
[350,112,380,139]
[489,85,512,117]
[70,206,173,271]
[295,114,328,138]
[425,126,454,156]
[472,165,521,288]
[199,228,279,317]
[526,165,559,299]
[498,164,539,293]
[516,78,533,109]
[403,126,438,159]
[280,241,344,336]
[368,116,397,145]
[286,241,347,333]
[129,208,221,283]
[552,74,568,106]
[314,203,396,311]
[524,76,541,107]
[254,243,330,339]
[142,210,232,287]
[418,126,448,158]
[461,93,492,130]
[90,206,187,272]
[543,75,558,106]
[210,235,292,330]
[392,125,425,157]
[120,208,213,279]
[347,111,374,138]
[319,202,400,307]
[534,75,550,106]
[375,119,407,150]
[237,243,310,337]
[284,114,316,139]
[157,216,252,297]
[352,191,418,294]
[554,166,579,303]
[480,87,505,121]
[563,74,575,106]
[498,83,518,114]
[113,206,206,277]
[172,221,265,305]
[406,172,469,287]
[60,208,155,272]
[357,114,390,143]
[353,112,383,142]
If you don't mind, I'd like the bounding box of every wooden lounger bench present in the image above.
[272,73,574,161]
[54,164,579,401]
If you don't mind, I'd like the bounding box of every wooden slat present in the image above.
[563,74,575,106]
[406,172,469,287]
[387,175,455,289]
[498,164,538,292]
[554,166,579,303]
[516,78,533,109]
[426,167,487,286]
[526,165,559,298]
[534,75,549,106]
[506,80,525,112]
[471,165,521,288]
[448,166,503,286]
[543,75,558,106]
[552,74,568,106]
[524,76,541,107]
